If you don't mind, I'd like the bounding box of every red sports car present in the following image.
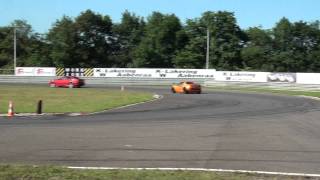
[49,76,85,88]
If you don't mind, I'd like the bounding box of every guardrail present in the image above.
[0,76,209,85]
[0,76,319,91]
[204,81,320,91]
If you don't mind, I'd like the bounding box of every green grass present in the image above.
[206,85,320,98]
[0,165,312,180]
[0,85,153,114]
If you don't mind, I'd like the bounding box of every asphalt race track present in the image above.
[1,87,320,174]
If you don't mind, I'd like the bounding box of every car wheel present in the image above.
[183,87,188,94]
[68,83,74,88]
[50,83,55,88]
[171,88,176,93]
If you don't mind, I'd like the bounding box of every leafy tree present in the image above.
[270,18,320,72]
[112,11,145,67]
[73,10,115,67]
[0,20,44,69]
[273,18,293,52]
[47,16,77,67]
[0,26,13,68]
[201,11,246,70]
[241,27,273,70]
[173,19,206,68]
[24,33,53,66]
[133,12,182,68]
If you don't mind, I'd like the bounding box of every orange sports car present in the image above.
[171,81,201,94]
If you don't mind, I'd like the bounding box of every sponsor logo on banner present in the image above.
[93,68,216,78]
[16,67,34,76]
[35,68,56,76]
[267,73,296,83]
[215,71,268,82]
[15,67,56,76]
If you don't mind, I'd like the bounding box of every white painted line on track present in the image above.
[87,94,163,115]
[68,167,320,178]
[297,95,320,101]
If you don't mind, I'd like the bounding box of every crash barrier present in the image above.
[204,81,320,91]
[0,76,319,91]
[0,76,208,85]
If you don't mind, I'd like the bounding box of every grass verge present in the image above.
[206,85,320,98]
[0,85,153,113]
[0,165,315,180]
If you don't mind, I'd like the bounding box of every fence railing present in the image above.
[0,76,319,91]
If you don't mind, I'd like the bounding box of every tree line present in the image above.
[0,10,320,72]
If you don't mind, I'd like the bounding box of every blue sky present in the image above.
[0,0,319,33]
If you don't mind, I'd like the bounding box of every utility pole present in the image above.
[206,28,210,69]
[14,27,17,74]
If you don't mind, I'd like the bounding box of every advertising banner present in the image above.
[267,73,296,83]
[15,67,34,76]
[296,73,320,84]
[15,67,56,76]
[93,68,216,78]
[215,71,268,82]
[34,67,56,76]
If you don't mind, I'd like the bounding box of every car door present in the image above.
[177,82,185,93]
[58,77,68,87]
[63,77,71,87]
[55,77,63,87]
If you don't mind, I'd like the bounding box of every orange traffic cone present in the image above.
[7,101,14,117]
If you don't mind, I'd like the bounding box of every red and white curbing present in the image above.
[68,167,320,178]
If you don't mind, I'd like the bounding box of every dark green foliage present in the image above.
[201,11,246,70]
[0,10,320,72]
[73,10,115,67]
[132,12,183,68]
[0,26,13,68]
[47,16,77,67]
[241,27,273,71]
[112,11,145,67]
